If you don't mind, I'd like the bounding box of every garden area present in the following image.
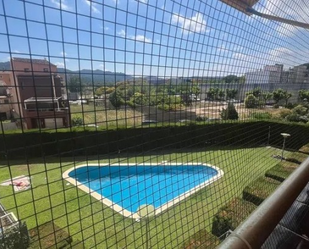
[0,146,283,248]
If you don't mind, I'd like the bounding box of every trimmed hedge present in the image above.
[243,177,281,205]
[299,144,309,154]
[182,229,220,249]
[285,152,309,164]
[212,198,257,237]
[265,161,299,182]
[1,121,309,159]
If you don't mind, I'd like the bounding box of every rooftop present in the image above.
[11,57,56,67]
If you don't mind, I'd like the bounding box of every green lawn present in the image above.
[0,146,281,248]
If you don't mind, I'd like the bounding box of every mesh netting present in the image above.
[0,0,309,248]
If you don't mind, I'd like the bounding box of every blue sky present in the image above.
[0,0,308,76]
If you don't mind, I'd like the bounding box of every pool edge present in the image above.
[62,163,224,220]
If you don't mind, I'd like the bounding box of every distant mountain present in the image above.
[0,61,10,70]
[57,68,132,86]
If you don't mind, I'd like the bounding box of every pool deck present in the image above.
[62,163,224,220]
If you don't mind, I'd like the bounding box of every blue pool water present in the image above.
[69,165,218,213]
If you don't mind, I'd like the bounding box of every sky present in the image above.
[0,0,309,77]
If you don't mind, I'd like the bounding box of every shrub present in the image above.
[243,177,280,205]
[285,102,295,109]
[220,103,239,120]
[273,104,280,109]
[0,222,29,249]
[72,116,83,126]
[245,94,259,108]
[286,113,301,122]
[212,198,256,237]
[196,116,208,122]
[293,105,308,115]
[279,109,292,119]
[249,112,272,120]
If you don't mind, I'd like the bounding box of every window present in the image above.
[4,99,9,104]
[24,68,30,72]
[43,68,49,72]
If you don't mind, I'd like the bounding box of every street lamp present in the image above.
[280,133,290,160]
[220,0,309,30]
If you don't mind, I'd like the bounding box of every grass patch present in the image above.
[182,229,219,249]
[299,144,309,154]
[243,177,281,205]
[0,147,280,248]
[285,152,308,164]
[265,161,299,182]
[211,198,257,237]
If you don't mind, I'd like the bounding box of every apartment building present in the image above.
[0,58,70,129]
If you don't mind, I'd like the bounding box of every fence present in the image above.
[0,0,309,248]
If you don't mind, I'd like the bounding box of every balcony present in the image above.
[23,97,68,112]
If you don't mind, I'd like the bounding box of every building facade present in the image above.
[0,58,70,129]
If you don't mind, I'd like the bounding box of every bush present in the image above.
[212,198,256,237]
[249,112,272,120]
[273,104,280,109]
[220,103,238,120]
[285,102,295,109]
[293,105,308,115]
[279,109,292,119]
[245,94,259,108]
[243,177,280,205]
[196,116,208,122]
[72,116,83,126]
[286,113,301,122]
[0,222,29,249]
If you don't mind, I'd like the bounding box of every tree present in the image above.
[224,75,238,83]
[283,91,292,106]
[191,83,200,98]
[221,103,239,120]
[109,90,125,108]
[207,87,219,100]
[95,86,115,96]
[247,87,262,98]
[67,75,82,93]
[261,92,273,104]
[299,90,309,102]
[272,88,286,104]
[226,89,238,100]
[218,89,225,100]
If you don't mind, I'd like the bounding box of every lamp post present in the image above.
[280,133,290,161]
[220,0,309,30]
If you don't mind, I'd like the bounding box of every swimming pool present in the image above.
[63,163,223,219]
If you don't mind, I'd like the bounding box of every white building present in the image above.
[245,64,283,86]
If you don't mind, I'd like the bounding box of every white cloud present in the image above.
[131,35,151,43]
[50,0,69,10]
[172,12,207,34]
[60,51,67,56]
[104,27,109,31]
[55,62,64,67]
[117,29,151,43]
[117,29,126,38]
[83,0,100,14]
[12,50,20,53]
[136,0,147,3]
